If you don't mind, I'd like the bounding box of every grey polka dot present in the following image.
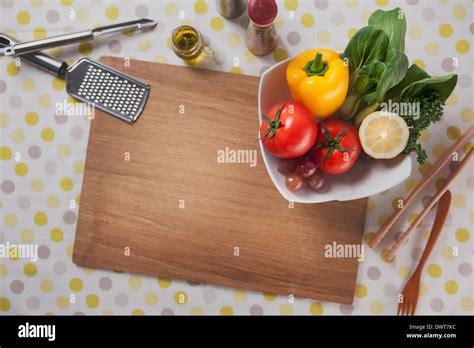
[99,277,112,291]
[1,180,15,193]
[383,283,398,298]
[46,10,60,24]
[212,51,226,65]
[135,4,149,18]
[74,311,85,315]
[260,66,269,76]
[70,126,84,140]
[314,0,328,10]
[26,296,40,310]
[422,7,436,21]
[9,96,22,109]
[0,80,6,94]
[469,22,474,35]
[202,34,211,47]
[115,293,128,307]
[63,211,77,224]
[10,280,25,294]
[421,195,433,208]
[458,262,472,277]
[249,304,263,315]
[53,262,67,276]
[17,196,31,210]
[55,114,68,124]
[27,145,42,159]
[466,177,474,190]
[394,231,408,245]
[406,0,419,4]
[203,289,217,304]
[44,161,58,175]
[38,245,51,259]
[187,281,200,287]
[339,304,353,315]
[411,247,422,261]
[161,308,174,315]
[459,74,472,88]
[287,31,301,46]
[0,0,14,9]
[430,298,444,312]
[367,266,381,280]
[239,15,250,29]
[330,12,345,26]
[108,40,122,54]
[441,58,456,72]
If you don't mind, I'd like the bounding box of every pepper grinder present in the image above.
[245,0,279,56]
[216,0,248,19]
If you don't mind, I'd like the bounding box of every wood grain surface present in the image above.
[73,56,368,304]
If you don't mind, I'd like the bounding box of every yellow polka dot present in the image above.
[233,289,247,302]
[60,0,74,5]
[4,213,18,227]
[419,129,431,143]
[174,291,188,305]
[0,298,11,312]
[375,0,389,6]
[40,279,54,293]
[369,300,384,314]
[57,144,70,159]
[132,309,144,315]
[17,11,31,25]
[392,197,404,210]
[263,293,277,301]
[105,6,119,20]
[432,144,446,158]
[56,296,70,309]
[15,163,29,176]
[455,228,470,243]
[273,49,288,63]
[435,178,446,191]
[52,77,65,91]
[439,24,453,38]
[219,305,234,315]
[425,42,438,56]
[347,28,358,40]
[11,128,25,144]
[284,0,298,11]
[76,194,80,205]
[33,211,47,226]
[128,276,142,290]
[408,213,419,225]
[76,8,89,21]
[50,228,64,242]
[408,26,422,40]
[78,43,93,56]
[47,195,60,208]
[464,142,474,155]
[33,27,47,39]
[453,5,467,19]
[420,282,429,296]
[144,292,158,306]
[456,40,470,55]
[0,146,13,161]
[279,303,294,315]
[86,294,100,308]
[41,127,55,142]
[428,264,442,278]
[447,126,461,140]
[165,3,178,16]
[227,33,241,48]
[364,232,375,245]
[398,266,411,280]
[0,264,8,278]
[461,109,474,123]
[0,113,9,128]
[243,50,257,64]
[24,263,37,277]
[377,214,388,226]
[460,297,474,311]
[470,212,474,224]
[25,112,39,126]
[418,162,432,176]
[367,198,375,213]
[59,177,73,191]
[309,302,324,315]
[355,283,367,298]
[317,30,331,44]
[210,17,224,31]
[453,194,466,208]
[190,307,203,315]
[31,0,44,7]
[30,179,44,192]
[230,67,243,74]
[7,62,21,76]
[73,160,84,174]
[69,278,83,292]
[444,280,458,295]
[21,229,34,243]
[413,59,425,70]
[22,78,36,92]
[137,39,151,52]
[301,13,315,28]
[194,0,208,15]
[381,248,395,263]
[39,94,52,108]
[441,245,455,260]
[157,277,171,288]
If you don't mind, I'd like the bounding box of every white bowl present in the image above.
[258,58,412,203]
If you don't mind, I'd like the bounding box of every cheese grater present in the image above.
[0,33,150,124]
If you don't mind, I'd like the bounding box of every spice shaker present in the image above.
[245,0,279,56]
[217,0,248,19]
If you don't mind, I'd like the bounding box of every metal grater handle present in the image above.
[0,33,67,76]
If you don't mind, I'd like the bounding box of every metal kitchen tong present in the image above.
[0,19,157,124]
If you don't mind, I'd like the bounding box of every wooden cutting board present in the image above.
[73,56,368,304]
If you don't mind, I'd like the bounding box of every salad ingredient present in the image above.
[286,49,349,119]
[171,26,204,61]
[285,173,304,192]
[246,0,279,56]
[260,101,318,158]
[306,173,324,190]
[277,158,297,175]
[310,119,361,175]
[296,158,317,178]
[358,111,409,159]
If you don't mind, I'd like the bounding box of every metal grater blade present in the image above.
[65,58,150,124]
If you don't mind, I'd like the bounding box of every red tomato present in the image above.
[309,119,361,175]
[260,101,318,158]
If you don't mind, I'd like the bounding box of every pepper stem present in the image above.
[304,52,329,77]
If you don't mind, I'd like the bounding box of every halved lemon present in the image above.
[359,111,409,159]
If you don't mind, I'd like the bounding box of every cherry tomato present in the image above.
[309,119,361,175]
[296,158,317,178]
[260,101,318,159]
[285,173,304,192]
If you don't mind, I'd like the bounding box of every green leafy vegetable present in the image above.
[368,8,407,60]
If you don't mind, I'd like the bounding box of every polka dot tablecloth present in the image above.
[0,0,473,315]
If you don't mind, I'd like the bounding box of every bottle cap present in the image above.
[248,0,278,26]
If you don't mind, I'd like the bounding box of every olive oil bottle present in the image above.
[171,25,211,64]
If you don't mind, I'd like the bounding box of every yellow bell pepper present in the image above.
[286,49,349,119]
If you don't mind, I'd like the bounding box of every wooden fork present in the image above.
[397,190,451,316]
